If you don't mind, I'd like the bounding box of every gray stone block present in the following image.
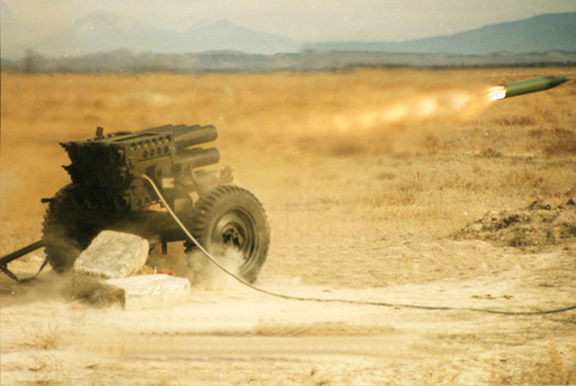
[105,274,191,310]
[73,231,149,279]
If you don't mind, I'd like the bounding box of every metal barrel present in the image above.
[503,76,568,98]
[176,147,220,168]
[173,125,218,148]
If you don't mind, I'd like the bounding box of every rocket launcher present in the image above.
[61,124,220,210]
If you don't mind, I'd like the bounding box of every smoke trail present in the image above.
[330,87,497,134]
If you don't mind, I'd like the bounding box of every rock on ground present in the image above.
[105,274,192,310]
[73,230,149,279]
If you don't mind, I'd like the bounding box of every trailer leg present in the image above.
[0,240,47,282]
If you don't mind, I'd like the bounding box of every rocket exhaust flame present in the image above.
[487,86,507,101]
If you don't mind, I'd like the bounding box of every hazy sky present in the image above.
[2,0,576,44]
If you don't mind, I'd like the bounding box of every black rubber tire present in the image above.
[42,185,98,272]
[186,185,270,283]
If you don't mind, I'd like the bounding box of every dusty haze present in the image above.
[1,69,575,385]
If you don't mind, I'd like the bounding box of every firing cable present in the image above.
[143,175,576,316]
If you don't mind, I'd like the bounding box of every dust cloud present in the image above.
[185,248,245,291]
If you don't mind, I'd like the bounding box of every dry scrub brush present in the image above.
[23,322,62,350]
[491,344,576,385]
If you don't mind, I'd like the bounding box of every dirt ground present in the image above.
[1,69,575,385]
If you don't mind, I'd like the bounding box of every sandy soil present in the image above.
[1,69,575,385]
[1,241,575,385]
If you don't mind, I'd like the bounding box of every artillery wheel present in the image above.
[185,185,270,283]
[42,185,98,272]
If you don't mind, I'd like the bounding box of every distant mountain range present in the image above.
[309,13,576,55]
[29,11,301,57]
[2,11,575,60]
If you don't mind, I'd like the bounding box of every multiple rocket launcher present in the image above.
[61,124,220,211]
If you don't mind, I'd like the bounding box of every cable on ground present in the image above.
[144,175,576,316]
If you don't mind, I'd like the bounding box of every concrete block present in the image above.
[73,231,149,279]
[105,274,191,310]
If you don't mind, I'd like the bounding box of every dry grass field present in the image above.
[1,68,575,385]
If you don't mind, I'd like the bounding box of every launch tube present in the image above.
[176,147,220,168]
[173,125,218,148]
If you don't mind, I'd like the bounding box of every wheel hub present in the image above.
[222,224,245,247]
[212,210,255,256]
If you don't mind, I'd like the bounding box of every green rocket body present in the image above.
[503,76,568,98]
